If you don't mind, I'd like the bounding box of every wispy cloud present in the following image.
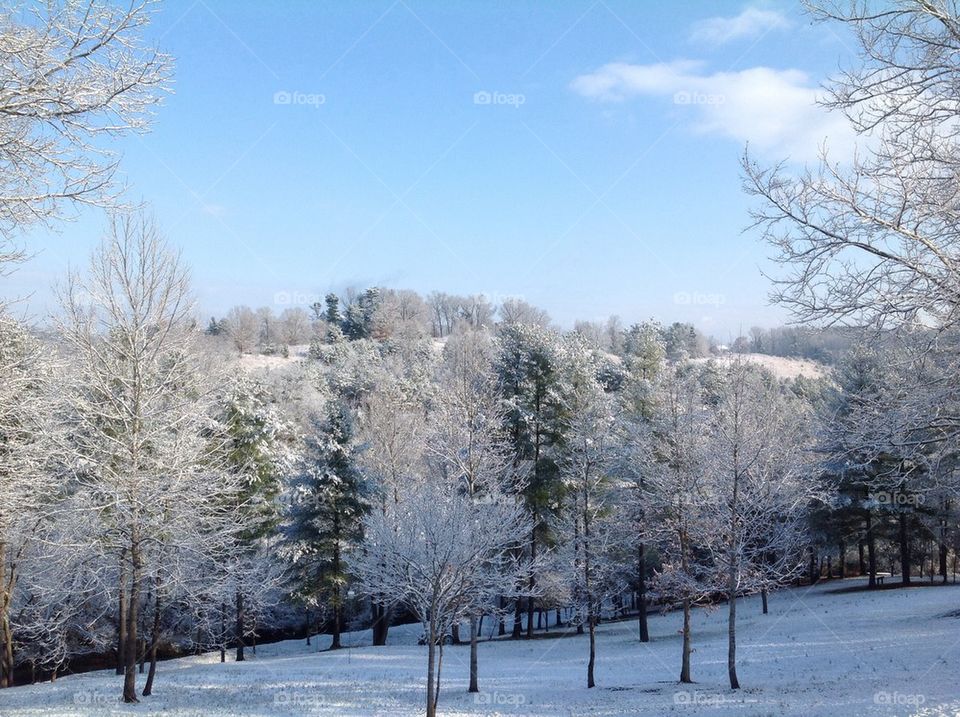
[570,60,855,161]
[690,6,790,45]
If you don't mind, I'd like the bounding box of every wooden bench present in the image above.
[875,572,891,585]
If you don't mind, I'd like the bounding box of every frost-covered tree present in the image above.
[427,329,518,692]
[356,476,530,717]
[214,378,292,660]
[700,360,817,689]
[355,358,430,645]
[285,401,369,650]
[223,306,259,355]
[0,0,171,252]
[645,365,712,684]
[0,316,57,687]
[58,213,240,702]
[556,386,620,689]
[495,323,570,638]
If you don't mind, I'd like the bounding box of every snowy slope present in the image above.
[3,578,958,716]
[692,353,825,380]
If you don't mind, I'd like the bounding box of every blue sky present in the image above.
[8,0,857,339]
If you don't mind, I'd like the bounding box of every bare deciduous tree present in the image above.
[0,0,171,247]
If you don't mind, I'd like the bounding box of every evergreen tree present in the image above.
[285,402,369,649]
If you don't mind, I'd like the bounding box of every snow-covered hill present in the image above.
[694,353,826,380]
[4,578,958,716]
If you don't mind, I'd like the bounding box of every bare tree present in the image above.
[701,359,817,689]
[426,329,518,693]
[498,297,551,328]
[0,0,171,248]
[223,306,260,355]
[58,213,239,702]
[279,307,311,346]
[644,365,712,684]
[557,386,621,689]
[356,477,530,717]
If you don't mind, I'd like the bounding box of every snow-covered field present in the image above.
[692,353,825,380]
[4,578,958,716]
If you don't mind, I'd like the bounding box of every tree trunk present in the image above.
[426,619,437,717]
[587,611,596,689]
[235,591,245,661]
[511,597,522,639]
[761,588,768,615]
[122,538,141,703]
[220,602,226,663]
[867,511,877,587]
[858,540,866,576]
[372,602,390,646]
[727,571,739,689]
[468,616,479,693]
[637,542,649,642]
[838,542,846,579]
[331,541,342,650]
[117,548,127,676]
[940,540,948,584]
[526,530,536,639]
[0,542,14,689]
[680,598,692,683]
[498,597,506,636]
[899,512,911,585]
[142,588,161,697]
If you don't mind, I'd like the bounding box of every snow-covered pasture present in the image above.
[3,579,958,716]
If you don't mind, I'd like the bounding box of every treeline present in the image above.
[7,218,960,716]
[205,288,712,363]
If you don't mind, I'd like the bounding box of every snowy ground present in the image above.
[691,353,825,380]
[3,578,959,716]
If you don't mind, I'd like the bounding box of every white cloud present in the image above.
[690,6,791,45]
[570,61,855,161]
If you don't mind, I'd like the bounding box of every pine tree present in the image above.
[285,402,369,649]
